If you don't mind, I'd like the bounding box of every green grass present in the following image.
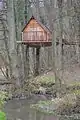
[0,91,8,120]
[0,111,6,120]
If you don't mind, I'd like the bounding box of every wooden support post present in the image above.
[6,67,9,79]
[32,47,36,76]
[26,45,29,79]
[34,47,40,76]
[16,43,22,87]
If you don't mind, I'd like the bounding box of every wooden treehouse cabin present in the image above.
[17,16,52,46]
[17,16,52,76]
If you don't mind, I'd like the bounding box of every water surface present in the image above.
[4,99,59,120]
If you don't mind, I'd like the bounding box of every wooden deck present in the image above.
[16,41,52,47]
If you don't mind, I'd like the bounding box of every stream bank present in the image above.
[4,99,80,120]
[1,71,80,120]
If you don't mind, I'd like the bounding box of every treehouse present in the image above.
[20,16,52,47]
[17,16,52,76]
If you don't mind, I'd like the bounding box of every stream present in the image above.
[4,99,59,120]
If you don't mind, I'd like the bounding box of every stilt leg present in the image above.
[34,47,40,76]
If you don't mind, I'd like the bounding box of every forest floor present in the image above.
[37,63,80,85]
[0,63,80,99]
[60,63,80,85]
[30,63,80,116]
[27,63,80,99]
[0,64,80,116]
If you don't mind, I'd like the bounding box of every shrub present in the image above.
[36,74,55,86]
[0,91,8,109]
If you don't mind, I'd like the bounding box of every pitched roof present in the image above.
[22,16,51,33]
